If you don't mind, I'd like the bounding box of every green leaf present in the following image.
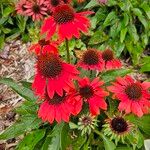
[0,115,41,140]
[128,24,139,43]
[16,129,45,150]
[0,34,5,49]
[115,147,132,150]
[97,132,116,150]
[84,0,99,9]
[42,122,70,150]
[72,135,87,150]
[120,28,127,43]
[126,115,150,135]
[3,6,14,17]
[89,30,109,45]
[69,122,78,129]
[101,69,131,84]
[103,11,117,28]
[0,78,37,101]
[140,2,150,19]
[140,63,150,72]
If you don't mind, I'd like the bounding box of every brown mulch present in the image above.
[0,40,35,150]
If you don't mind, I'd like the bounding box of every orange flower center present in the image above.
[46,91,66,104]
[102,49,114,61]
[111,117,128,133]
[53,4,74,24]
[82,49,99,65]
[125,83,142,100]
[37,54,62,78]
[79,85,94,99]
[32,4,41,13]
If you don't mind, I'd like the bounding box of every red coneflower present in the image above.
[71,77,108,115]
[32,52,79,99]
[24,0,48,21]
[108,76,150,117]
[16,0,28,15]
[78,48,103,71]
[38,90,77,123]
[29,39,58,55]
[41,4,93,42]
[100,49,122,70]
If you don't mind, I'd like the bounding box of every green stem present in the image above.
[93,129,103,137]
[66,39,70,63]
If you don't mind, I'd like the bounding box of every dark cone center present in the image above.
[46,91,66,104]
[111,117,128,133]
[82,116,92,126]
[38,39,50,47]
[125,83,142,100]
[32,4,41,13]
[37,54,62,78]
[79,85,94,99]
[50,0,60,7]
[102,49,114,61]
[82,49,99,65]
[53,4,74,24]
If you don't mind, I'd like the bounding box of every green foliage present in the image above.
[0,0,35,50]
[16,129,46,150]
[86,0,150,67]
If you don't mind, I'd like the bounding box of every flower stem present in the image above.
[66,39,70,63]
[93,129,103,137]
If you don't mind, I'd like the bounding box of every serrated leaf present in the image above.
[101,69,131,84]
[16,129,45,150]
[0,78,37,101]
[0,115,41,140]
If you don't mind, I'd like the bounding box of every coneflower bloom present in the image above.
[38,90,77,123]
[24,0,48,21]
[41,4,93,42]
[108,76,150,117]
[71,77,108,116]
[100,49,122,70]
[16,0,28,15]
[29,39,58,55]
[78,48,103,71]
[32,52,79,99]
[103,116,133,144]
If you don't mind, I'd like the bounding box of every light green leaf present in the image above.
[120,28,127,43]
[84,0,99,9]
[0,78,37,101]
[101,69,131,84]
[140,2,150,19]
[16,129,45,150]
[103,11,117,27]
[3,6,14,17]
